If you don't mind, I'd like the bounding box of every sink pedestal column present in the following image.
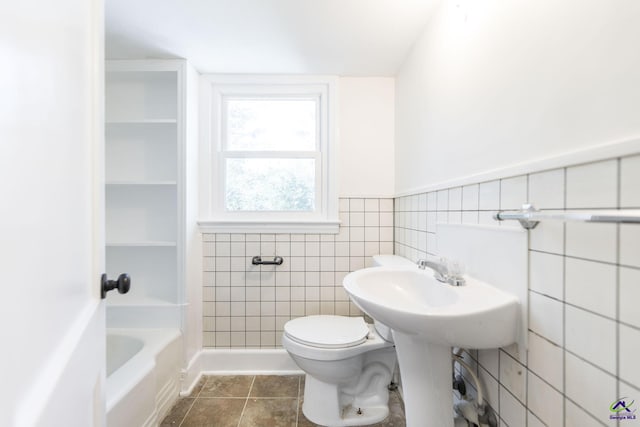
[392,331,453,427]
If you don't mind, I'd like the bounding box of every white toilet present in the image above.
[282,255,415,427]
[282,315,396,426]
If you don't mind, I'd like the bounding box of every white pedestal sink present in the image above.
[343,266,519,427]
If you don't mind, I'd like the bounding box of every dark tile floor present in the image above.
[161,375,406,427]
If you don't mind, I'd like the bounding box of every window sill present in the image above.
[197,220,341,234]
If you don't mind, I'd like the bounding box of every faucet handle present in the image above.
[447,259,463,276]
[444,259,466,286]
[416,259,428,269]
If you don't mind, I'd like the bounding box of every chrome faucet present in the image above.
[416,259,448,281]
[417,258,465,286]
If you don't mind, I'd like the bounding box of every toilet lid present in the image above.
[284,315,369,349]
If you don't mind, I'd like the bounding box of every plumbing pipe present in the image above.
[455,399,493,427]
[452,355,484,413]
[451,348,464,399]
[454,415,471,427]
[452,348,493,427]
[456,400,480,425]
[392,361,400,388]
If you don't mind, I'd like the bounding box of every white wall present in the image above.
[395,0,640,193]
[339,77,395,197]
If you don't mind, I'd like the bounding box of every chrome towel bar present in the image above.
[252,256,284,266]
[493,204,640,229]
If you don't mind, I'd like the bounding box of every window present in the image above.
[199,76,339,233]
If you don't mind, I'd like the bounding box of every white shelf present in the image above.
[106,119,177,124]
[106,244,177,302]
[106,296,179,307]
[105,184,177,243]
[106,241,177,247]
[106,181,177,186]
[105,121,177,183]
[105,70,178,122]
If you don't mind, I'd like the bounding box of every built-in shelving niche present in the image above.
[106,246,177,305]
[106,184,177,244]
[105,61,183,314]
[106,122,177,183]
[105,71,177,122]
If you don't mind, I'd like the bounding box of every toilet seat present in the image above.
[284,315,369,349]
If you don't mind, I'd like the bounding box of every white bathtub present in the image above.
[106,329,182,427]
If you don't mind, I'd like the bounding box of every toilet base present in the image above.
[302,375,390,427]
[300,346,396,426]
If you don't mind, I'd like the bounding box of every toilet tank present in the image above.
[369,255,416,342]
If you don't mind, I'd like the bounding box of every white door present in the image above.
[0,1,106,426]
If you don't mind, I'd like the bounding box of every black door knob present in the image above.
[101,273,131,299]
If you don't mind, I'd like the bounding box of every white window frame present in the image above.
[199,75,339,233]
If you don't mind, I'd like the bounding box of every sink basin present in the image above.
[343,266,520,427]
[343,266,519,348]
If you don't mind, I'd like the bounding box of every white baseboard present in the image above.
[181,348,302,395]
[180,350,203,397]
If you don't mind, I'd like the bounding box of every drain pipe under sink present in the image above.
[452,348,494,427]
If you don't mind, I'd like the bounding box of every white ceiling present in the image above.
[105,0,439,76]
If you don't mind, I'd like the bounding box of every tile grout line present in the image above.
[528,289,640,329]
[196,396,255,399]
[616,158,621,427]
[526,369,563,401]
[295,375,301,427]
[176,398,198,427]
[563,346,618,378]
[525,172,530,427]
[244,233,247,348]
[236,375,256,427]
[564,393,611,426]
[562,166,567,427]
[196,396,296,400]
[195,375,206,399]
[177,376,207,427]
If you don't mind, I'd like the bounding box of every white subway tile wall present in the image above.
[394,156,640,426]
[621,155,640,208]
[198,156,640,424]
[201,198,394,348]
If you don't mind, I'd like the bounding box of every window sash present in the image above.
[221,95,320,152]
[219,152,322,214]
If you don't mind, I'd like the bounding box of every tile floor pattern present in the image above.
[161,375,406,427]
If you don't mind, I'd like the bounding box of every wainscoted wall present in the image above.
[202,197,394,348]
[395,154,640,426]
